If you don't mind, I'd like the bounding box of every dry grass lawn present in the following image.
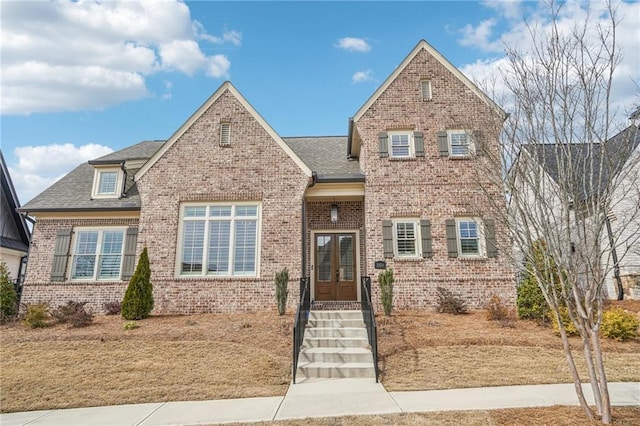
[1,300,639,416]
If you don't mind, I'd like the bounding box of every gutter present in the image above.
[315,175,365,184]
[17,207,141,214]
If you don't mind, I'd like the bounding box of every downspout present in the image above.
[605,216,624,300]
[119,161,127,198]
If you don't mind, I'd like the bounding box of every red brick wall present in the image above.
[356,47,516,309]
[135,88,310,313]
[21,218,138,313]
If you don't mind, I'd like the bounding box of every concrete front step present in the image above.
[296,362,376,379]
[304,327,368,338]
[307,319,366,328]
[303,337,370,348]
[299,347,374,364]
[308,310,363,320]
[296,309,376,381]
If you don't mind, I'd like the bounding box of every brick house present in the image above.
[18,40,516,314]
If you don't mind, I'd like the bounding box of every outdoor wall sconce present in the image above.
[330,204,338,223]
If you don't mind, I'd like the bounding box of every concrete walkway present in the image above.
[2,381,639,425]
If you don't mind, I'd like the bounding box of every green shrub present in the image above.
[436,287,467,315]
[0,260,17,321]
[517,240,564,324]
[123,321,139,330]
[23,303,50,329]
[50,301,93,328]
[548,306,578,336]
[378,269,394,316]
[601,307,639,341]
[121,247,154,320]
[275,268,289,316]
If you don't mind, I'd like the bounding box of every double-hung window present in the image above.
[389,132,412,158]
[449,131,470,157]
[394,220,419,258]
[92,168,123,198]
[457,219,481,256]
[179,203,260,277]
[71,229,125,280]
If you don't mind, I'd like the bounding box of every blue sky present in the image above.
[1,0,639,204]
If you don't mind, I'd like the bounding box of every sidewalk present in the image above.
[2,381,638,425]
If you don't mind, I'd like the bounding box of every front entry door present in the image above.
[314,233,357,301]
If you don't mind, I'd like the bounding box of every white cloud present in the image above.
[459,19,502,52]
[336,37,371,52]
[10,143,114,203]
[0,0,241,115]
[352,70,375,84]
[459,0,640,119]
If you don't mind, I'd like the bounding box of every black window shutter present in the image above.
[437,131,449,157]
[121,226,139,281]
[382,220,394,258]
[445,219,458,258]
[473,130,484,156]
[51,228,72,281]
[378,132,389,158]
[420,219,432,258]
[485,219,498,258]
[414,132,425,157]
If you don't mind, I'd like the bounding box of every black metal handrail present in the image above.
[292,277,310,384]
[361,276,379,382]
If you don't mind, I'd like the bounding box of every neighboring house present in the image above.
[1,151,31,285]
[515,122,640,299]
[18,40,516,314]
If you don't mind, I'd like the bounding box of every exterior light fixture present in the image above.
[330,204,338,223]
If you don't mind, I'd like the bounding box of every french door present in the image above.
[314,233,357,301]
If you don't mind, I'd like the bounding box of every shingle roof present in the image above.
[524,125,640,201]
[19,141,163,212]
[282,136,364,182]
[1,150,31,249]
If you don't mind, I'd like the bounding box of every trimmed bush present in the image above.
[378,269,394,316]
[122,247,154,320]
[436,286,467,315]
[50,301,93,328]
[275,268,288,316]
[601,307,639,341]
[0,260,17,322]
[23,303,50,329]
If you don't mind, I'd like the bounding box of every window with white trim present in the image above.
[389,131,413,158]
[448,131,470,157]
[394,219,420,258]
[71,229,125,280]
[220,122,231,146]
[421,80,431,101]
[179,203,260,276]
[92,168,123,198]
[456,218,483,257]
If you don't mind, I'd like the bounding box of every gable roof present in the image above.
[283,136,364,182]
[136,81,312,180]
[523,125,640,202]
[1,150,30,250]
[19,141,163,213]
[351,39,506,123]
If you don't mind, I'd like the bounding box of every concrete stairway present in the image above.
[296,310,376,380]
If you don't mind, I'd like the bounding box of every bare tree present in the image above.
[474,1,640,423]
